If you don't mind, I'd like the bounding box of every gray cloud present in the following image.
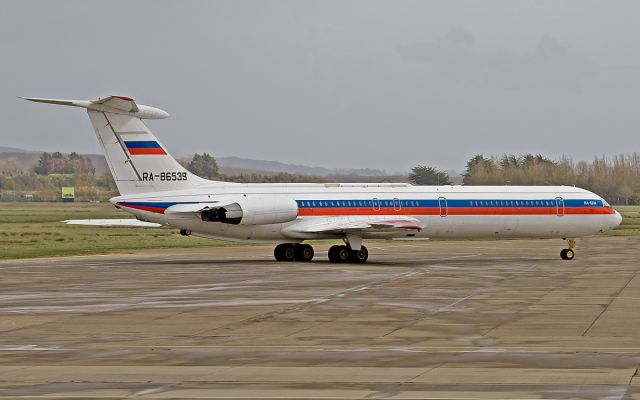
[399,29,597,92]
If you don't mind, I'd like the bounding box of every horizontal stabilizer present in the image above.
[63,219,162,227]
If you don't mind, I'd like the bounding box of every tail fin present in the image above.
[23,96,219,195]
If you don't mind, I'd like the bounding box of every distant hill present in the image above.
[0,146,39,154]
[216,156,386,177]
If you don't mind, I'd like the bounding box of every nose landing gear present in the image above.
[561,239,576,260]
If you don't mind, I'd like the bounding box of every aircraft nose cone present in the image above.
[613,210,623,227]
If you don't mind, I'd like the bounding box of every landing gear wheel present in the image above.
[274,243,296,262]
[337,246,351,262]
[560,248,575,260]
[328,245,340,263]
[294,244,314,262]
[328,245,350,263]
[349,246,368,263]
[560,238,576,260]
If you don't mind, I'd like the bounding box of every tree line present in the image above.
[34,152,95,175]
[409,153,640,205]
[0,152,115,201]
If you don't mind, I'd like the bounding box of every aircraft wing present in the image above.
[64,219,162,227]
[286,215,425,235]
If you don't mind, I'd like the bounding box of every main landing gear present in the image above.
[274,243,314,262]
[328,245,368,264]
[560,238,576,260]
[273,243,369,263]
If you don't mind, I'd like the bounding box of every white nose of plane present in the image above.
[605,210,623,231]
[613,210,623,227]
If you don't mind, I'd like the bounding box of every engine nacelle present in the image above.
[201,196,298,225]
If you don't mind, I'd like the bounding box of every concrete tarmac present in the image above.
[1,236,639,399]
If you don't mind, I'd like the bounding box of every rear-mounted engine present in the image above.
[201,197,298,225]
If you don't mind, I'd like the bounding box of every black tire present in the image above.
[274,243,296,262]
[349,245,368,263]
[328,245,342,263]
[336,246,351,263]
[294,244,314,262]
[560,248,575,260]
[274,244,286,261]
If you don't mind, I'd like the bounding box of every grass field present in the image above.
[611,205,640,236]
[0,202,638,260]
[0,202,232,260]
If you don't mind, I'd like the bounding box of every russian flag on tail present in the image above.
[124,141,167,155]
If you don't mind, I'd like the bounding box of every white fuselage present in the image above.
[111,183,622,243]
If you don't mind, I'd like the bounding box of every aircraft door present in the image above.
[556,197,565,216]
[438,196,448,217]
[372,198,380,211]
[393,198,401,211]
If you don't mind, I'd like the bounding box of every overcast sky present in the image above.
[2,0,639,172]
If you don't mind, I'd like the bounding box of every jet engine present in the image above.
[201,196,298,225]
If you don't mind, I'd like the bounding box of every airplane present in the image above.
[24,96,622,263]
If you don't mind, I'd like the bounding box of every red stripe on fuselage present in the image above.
[120,204,166,214]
